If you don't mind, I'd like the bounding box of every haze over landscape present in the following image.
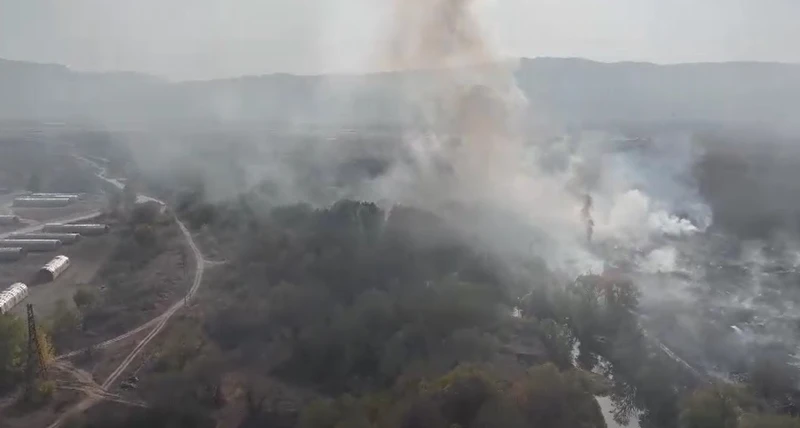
[3,0,800,78]
[1,2,800,428]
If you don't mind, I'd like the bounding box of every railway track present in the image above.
[52,361,148,408]
[44,156,207,428]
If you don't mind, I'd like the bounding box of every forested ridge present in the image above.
[43,185,799,427]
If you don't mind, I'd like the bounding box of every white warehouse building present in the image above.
[38,255,71,283]
[0,283,28,314]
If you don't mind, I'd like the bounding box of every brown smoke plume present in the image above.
[385,0,490,70]
[380,0,529,205]
[371,0,598,274]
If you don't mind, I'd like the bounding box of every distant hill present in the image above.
[1,57,799,132]
[517,57,800,131]
[0,58,166,122]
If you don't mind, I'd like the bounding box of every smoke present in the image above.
[95,0,800,391]
[359,0,717,282]
[367,2,800,389]
[119,0,719,289]
[377,0,528,203]
[356,0,584,275]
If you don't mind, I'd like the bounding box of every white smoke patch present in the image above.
[592,189,702,246]
[648,212,700,237]
[358,0,592,277]
[359,0,723,285]
[572,133,711,246]
[638,247,679,274]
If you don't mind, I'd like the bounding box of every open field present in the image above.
[50,216,192,354]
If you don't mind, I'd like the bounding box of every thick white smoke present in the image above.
[366,0,713,280]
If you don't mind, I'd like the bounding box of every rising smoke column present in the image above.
[374,0,598,274]
[380,0,526,202]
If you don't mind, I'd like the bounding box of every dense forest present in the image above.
[38,173,799,428]
[0,178,798,426]
[0,131,798,427]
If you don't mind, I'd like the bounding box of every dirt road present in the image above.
[44,157,206,428]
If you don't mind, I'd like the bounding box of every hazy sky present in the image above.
[1,0,798,80]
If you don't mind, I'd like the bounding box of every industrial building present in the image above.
[43,223,109,236]
[38,255,70,282]
[0,215,20,225]
[9,233,81,245]
[0,239,62,252]
[12,197,73,208]
[0,247,27,261]
[0,283,28,314]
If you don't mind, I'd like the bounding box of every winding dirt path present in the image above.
[44,157,207,428]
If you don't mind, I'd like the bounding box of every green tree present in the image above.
[297,399,342,428]
[679,385,746,428]
[740,413,800,428]
[472,396,527,428]
[73,288,98,310]
[538,319,577,369]
[134,224,158,247]
[265,282,333,338]
[0,314,26,391]
[511,363,606,428]
[424,365,497,427]
[47,299,82,349]
[130,202,161,225]
[26,379,55,405]
[748,354,799,404]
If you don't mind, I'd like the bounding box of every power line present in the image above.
[25,304,48,399]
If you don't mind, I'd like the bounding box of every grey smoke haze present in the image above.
[5,0,800,397]
[2,0,800,79]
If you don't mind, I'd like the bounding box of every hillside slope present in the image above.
[1,57,799,131]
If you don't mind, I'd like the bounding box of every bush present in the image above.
[47,299,82,349]
[293,364,606,428]
[130,202,162,225]
[73,288,98,309]
[679,385,744,428]
[0,314,26,391]
[511,364,605,428]
[297,399,341,428]
[740,414,800,428]
[134,224,158,247]
[24,380,55,406]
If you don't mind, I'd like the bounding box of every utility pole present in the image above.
[25,304,48,398]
